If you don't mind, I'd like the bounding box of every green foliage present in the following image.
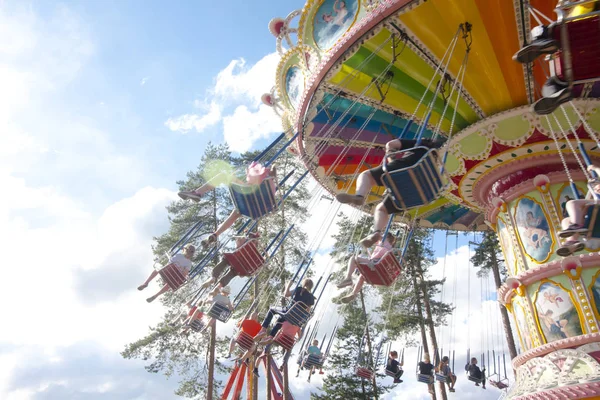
[471,231,506,281]
[123,142,311,398]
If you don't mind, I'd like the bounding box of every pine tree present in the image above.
[122,142,311,398]
[471,231,517,360]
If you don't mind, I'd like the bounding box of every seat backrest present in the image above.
[158,263,187,291]
[381,148,446,211]
[417,373,434,384]
[274,331,296,351]
[284,301,311,327]
[224,239,265,277]
[207,302,232,322]
[230,178,278,220]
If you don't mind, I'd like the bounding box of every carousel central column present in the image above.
[455,104,600,400]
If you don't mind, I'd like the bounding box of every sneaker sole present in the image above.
[558,228,588,239]
[179,192,202,201]
[514,43,559,64]
[556,243,584,257]
[533,90,572,115]
[336,194,365,206]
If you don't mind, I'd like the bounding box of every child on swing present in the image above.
[419,353,435,395]
[178,162,277,248]
[557,164,600,256]
[465,357,486,389]
[437,356,456,393]
[337,233,397,304]
[386,350,404,384]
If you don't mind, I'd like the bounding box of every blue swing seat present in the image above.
[584,201,600,239]
[467,375,484,384]
[207,302,232,323]
[381,148,446,211]
[435,373,450,382]
[283,301,312,327]
[303,354,325,368]
[229,178,278,220]
[417,373,434,384]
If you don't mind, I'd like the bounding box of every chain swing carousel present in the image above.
[262,0,600,399]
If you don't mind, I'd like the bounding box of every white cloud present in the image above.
[140,76,149,86]
[164,101,222,133]
[222,103,282,152]
[166,53,282,151]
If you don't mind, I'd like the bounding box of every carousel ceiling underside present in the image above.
[290,0,600,231]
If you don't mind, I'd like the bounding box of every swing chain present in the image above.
[461,22,473,52]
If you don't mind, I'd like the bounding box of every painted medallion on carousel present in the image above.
[514,197,553,263]
[285,66,305,109]
[534,281,583,343]
[313,0,359,50]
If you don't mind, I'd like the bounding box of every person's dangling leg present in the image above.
[146,284,170,303]
[336,170,377,206]
[138,270,159,290]
[201,258,229,289]
[341,276,365,304]
[360,202,389,248]
[337,256,359,288]
[513,24,559,64]
[202,209,242,248]
[178,174,225,201]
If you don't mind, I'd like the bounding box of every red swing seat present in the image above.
[355,251,402,286]
[223,239,265,277]
[355,367,374,380]
[158,263,187,291]
[235,331,255,351]
[489,379,509,389]
[551,13,600,84]
[273,331,296,351]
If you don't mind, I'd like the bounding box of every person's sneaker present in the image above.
[475,382,480,386]
[341,293,358,304]
[449,388,455,392]
[319,370,324,375]
[178,191,202,201]
[336,193,365,206]
[336,278,353,289]
[556,240,585,257]
[533,83,572,115]
[360,231,382,248]
[253,367,260,377]
[558,224,587,239]
[513,39,559,64]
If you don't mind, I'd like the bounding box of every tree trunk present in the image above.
[360,290,379,400]
[283,362,290,400]
[207,322,216,400]
[490,250,518,360]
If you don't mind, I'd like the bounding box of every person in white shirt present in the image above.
[138,244,195,303]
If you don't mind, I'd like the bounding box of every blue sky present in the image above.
[0,1,512,399]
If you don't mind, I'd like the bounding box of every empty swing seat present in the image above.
[223,239,265,277]
[489,379,509,389]
[355,367,374,380]
[235,331,255,351]
[230,178,278,220]
[355,251,402,286]
[303,354,324,368]
[551,14,600,83]
[273,332,296,351]
[207,302,232,323]
[381,148,445,211]
[417,374,434,384]
[158,263,187,291]
[189,319,205,332]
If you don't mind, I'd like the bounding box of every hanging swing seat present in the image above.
[235,331,255,351]
[417,373,434,384]
[385,368,398,377]
[230,178,278,220]
[380,148,446,211]
[355,367,374,380]
[550,13,600,84]
[273,331,296,351]
[189,319,205,332]
[207,302,232,323]
[489,379,509,389]
[467,375,484,384]
[223,239,265,276]
[435,373,451,383]
[282,301,312,327]
[303,354,325,369]
[158,263,187,291]
[355,251,402,286]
